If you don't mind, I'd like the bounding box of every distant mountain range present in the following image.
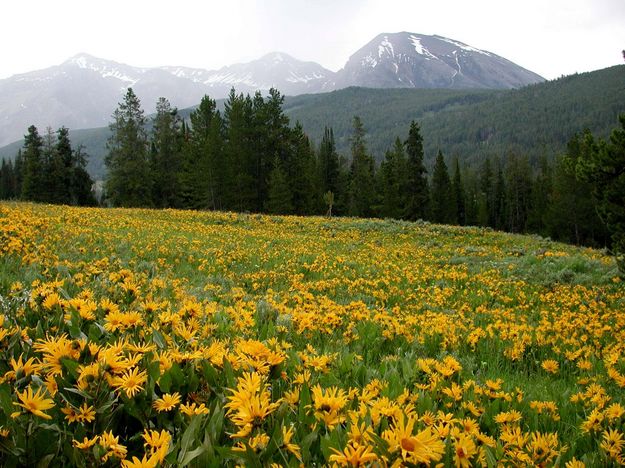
[0,32,544,146]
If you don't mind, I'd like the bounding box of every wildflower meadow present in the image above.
[0,202,624,467]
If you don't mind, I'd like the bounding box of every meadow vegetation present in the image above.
[0,202,624,466]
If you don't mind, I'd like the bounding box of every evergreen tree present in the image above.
[492,159,507,230]
[151,97,182,208]
[288,122,317,215]
[13,151,23,197]
[379,137,408,219]
[505,154,533,233]
[266,157,293,214]
[105,88,151,207]
[451,158,466,225]
[527,156,552,234]
[347,116,376,217]
[53,127,74,204]
[577,115,625,271]
[0,159,14,199]
[477,158,493,226]
[405,121,429,220]
[180,96,224,209]
[223,89,255,211]
[70,145,96,206]
[21,125,44,201]
[430,150,454,224]
[547,134,606,245]
[318,127,341,197]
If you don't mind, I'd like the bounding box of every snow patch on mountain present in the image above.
[409,35,439,60]
[436,36,492,56]
[378,36,396,59]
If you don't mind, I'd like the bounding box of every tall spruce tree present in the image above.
[379,137,408,219]
[0,159,14,199]
[451,158,466,225]
[223,89,255,211]
[266,156,294,215]
[151,97,182,208]
[21,125,44,201]
[348,116,376,217]
[430,150,454,224]
[105,88,151,207]
[405,121,429,220]
[505,154,533,233]
[527,156,552,234]
[577,115,625,270]
[55,127,74,204]
[288,122,317,215]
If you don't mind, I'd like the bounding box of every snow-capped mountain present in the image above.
[161,52,334,97]
[0,33,544,147]
[336,32,544,89]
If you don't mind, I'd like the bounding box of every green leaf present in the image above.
[152,329,166,349]
[0,384,14,416]
[159,371,172,393]
[179,445,206,467]
[178,414,203,465]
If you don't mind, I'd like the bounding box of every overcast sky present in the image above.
[1,0,623,80]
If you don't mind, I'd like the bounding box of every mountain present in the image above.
[2,65,621,181]
[0,52,334,147]
[0,32,546,147]
[336,32,544,90]
[161,52,334,98]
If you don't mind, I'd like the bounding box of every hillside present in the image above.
[1,65,623,180]
[0,201,623,465]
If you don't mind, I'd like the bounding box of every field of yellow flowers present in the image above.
[0,202,624,467]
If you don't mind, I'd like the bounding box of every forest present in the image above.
[1,85,624,266]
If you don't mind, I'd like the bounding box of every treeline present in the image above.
[0,126,95,205]
[2,86,623,261]
[103,87,623,251]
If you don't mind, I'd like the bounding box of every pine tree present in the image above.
[318,127,340,197]
[379,137,408,219]
[430,150,454,224]
[577,115,625,270]
[21,125,44,201]
[151,97,182,208]
[0,159,14,199]
[505,154,533,233]
[105,88,151,207]
[70,145,96,206]
[53,127,73,204]
[547,136,606,246]
[527,156,552,234]
[348,116,376,217]
[288,122,317,215]
[405,121,429,220]
[266,157,293,214]
[223,89,255,211]
[451,158,466,225]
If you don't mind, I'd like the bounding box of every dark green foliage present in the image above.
[266,157,294,215]
[180,96,225,210]
[404,121,429,220]
[430,151,455,223]
[347,117,376,217]
[505,154,533,233]
[151,97,183,208]
[577,115,625,270]
[527,156,552,234]
[378,138,408,219]
[21,125,44,201]
[105,88,152,207]
[0,158,16,199]
[451,158,466,226]
[287,123,317,215]
[547,135,607,246]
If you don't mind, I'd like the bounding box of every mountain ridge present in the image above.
[0,32,544,146]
